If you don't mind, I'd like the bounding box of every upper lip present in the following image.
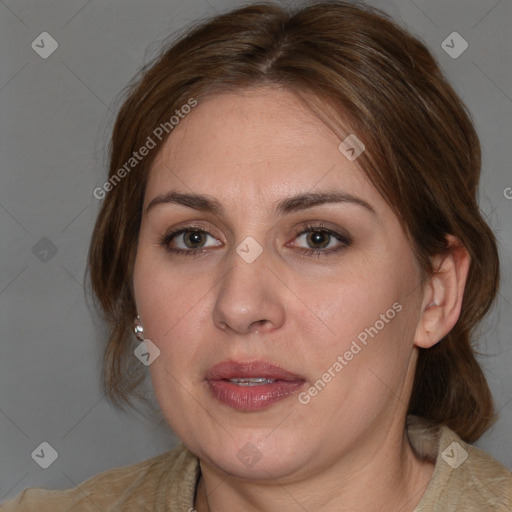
[205,360,304,382]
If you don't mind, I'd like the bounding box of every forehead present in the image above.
[145,87,382,213]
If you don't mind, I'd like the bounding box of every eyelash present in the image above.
[158,223,352,258]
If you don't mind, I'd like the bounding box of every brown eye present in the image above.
[290,224,352,258]
[305,231,331,249]
[183,230,208,248]
[160,227,222,256]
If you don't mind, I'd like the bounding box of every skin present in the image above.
[132,86,470,512]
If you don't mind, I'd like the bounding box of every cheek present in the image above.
[296,249,422,396]
[133,249,215,379]
[134,246,201,334]
[296,284,418,431]
[301,258,410,346]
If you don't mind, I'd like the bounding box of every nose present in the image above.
[212,250,286,335]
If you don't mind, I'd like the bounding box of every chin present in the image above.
[191,429,312,481]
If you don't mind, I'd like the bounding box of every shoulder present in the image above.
[0,443,199,511]
[409,416,512,512]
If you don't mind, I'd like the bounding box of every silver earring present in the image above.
[133,315,145,341]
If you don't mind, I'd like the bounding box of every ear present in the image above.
[414,235,471,349]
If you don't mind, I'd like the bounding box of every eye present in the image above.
[290,223,352,257]
[296,230,338,250]
[160,227,222,256]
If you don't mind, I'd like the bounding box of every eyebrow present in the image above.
[145,190,376,216]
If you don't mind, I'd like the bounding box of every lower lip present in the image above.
[207,379,305,411]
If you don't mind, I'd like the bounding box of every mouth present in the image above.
[205,360,306,411]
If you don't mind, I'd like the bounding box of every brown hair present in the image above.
[87,0,499,442]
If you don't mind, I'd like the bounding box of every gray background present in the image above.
[1,0,511,502]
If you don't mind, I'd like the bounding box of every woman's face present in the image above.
[133,86,427,481]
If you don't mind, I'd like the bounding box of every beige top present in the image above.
[1,417,511,511]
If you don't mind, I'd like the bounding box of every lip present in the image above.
[205,360,305,411]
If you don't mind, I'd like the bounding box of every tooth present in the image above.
[228,377,276,386]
